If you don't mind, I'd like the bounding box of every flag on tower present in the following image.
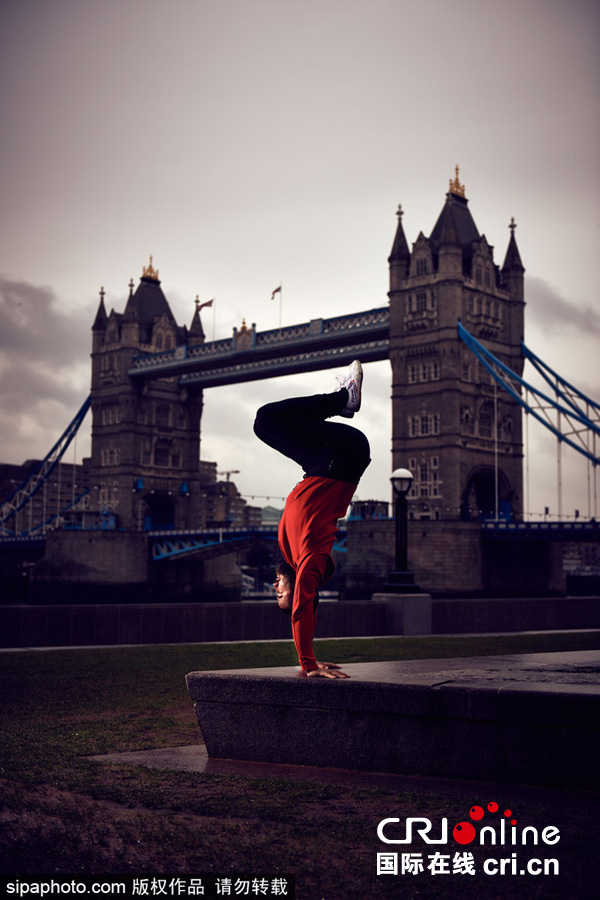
[271,285,282,300]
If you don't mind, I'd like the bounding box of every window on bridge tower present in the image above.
[462,407,475,435]
[102,405,121,425]
[501,415,513,438]
[409,414,440,437]
[477,362,492,385]
[156,404,171,428]
[479,407,493,439]
[101,447,120,466]
[154,445,170,467]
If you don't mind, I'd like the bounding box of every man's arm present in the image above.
[291,554,351,677]
[291,553,328,672]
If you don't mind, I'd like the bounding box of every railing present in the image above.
[481,520,599,539]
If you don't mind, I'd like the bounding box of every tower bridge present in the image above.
[1,169,598,600]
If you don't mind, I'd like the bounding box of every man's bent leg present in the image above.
[254,390,370,481]
[254,391,350,473]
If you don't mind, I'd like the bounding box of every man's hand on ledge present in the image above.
[307,662,350,679]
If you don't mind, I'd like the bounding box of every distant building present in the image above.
[197,460,261,529]
[0,460,91,535]
[261,505,283,527]
[350,499,389,520]
[0,454,260,535]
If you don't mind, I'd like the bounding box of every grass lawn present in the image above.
[1,631,599,899]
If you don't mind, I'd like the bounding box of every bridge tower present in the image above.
[89,258,205,531]
[388,169,525,522]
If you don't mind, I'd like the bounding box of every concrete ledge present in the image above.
[186,650,600,790]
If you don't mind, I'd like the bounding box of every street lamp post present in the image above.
[385,467,419,593]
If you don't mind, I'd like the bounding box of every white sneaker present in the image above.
[337,360,363,418]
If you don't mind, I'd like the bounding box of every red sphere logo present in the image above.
[453,822,476,844]
[453,800,517,844]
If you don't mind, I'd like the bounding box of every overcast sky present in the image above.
[1,0,598,519]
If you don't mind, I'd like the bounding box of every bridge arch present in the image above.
[461,465,513,522]
[141,492,175,531]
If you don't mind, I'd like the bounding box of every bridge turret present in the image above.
[188,296,206,346]
[502,218,525,301]
[388,204,410,288]
[91,287,108,353]
[121,278,140,349]
[90,287,109,392]
[501,217,526,376]
[92,286,108,330]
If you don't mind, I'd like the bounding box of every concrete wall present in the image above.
[0,600,388,649]
[481,537,566,594]
[26,531,245,603]
[409,520,484,593]
[345,518,575,596]
[345,518,484,595]
[150,552,243,602]
[432,595,599,633]
[1,595,598,648]
[30,531,149,584]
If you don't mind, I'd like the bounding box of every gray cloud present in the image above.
[526,275,600,337]
[0,277,91,462]
[0,277,89,358]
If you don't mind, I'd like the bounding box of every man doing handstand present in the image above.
[253,361,370,679]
